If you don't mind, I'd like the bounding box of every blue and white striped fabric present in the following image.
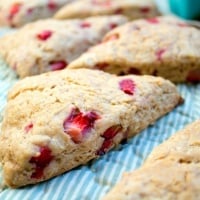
[0,29,200,200]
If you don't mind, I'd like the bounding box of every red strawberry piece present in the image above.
[146,18,159,24]
[94,62,109,70]
[48,0,57,10]
[156,48,166,61]
[8,3,22,21]
[96,125,123,156]
[119,71,125,76]
[103,125,122,140]
[140,6,150,13]
[103,33,119,43]
[119,79,136,95]
[30,146,53,179]
[153,69,158,76]
[24,123,33,133]
[96,139,112,156]
[26,8,34,15]
[63,108,100,143]
[186,69,200,83]
[50,60,67,71]
[115,8,123,14]
[80,22,91,28]
[128,67,141,75]
[109,23,118,30]
[37,30,53,41]
[92,0,111,7]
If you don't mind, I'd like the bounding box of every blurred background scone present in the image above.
[55,0,160,20]
[0,0,75,27]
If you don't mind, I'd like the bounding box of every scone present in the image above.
[0,15,127,78]
[0,0,75,27]
[103,121,200,200]
[55,0,159,20]
[0,68,182,188]
[68,16,200,83]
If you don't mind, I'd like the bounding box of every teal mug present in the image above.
[169,0,200,19]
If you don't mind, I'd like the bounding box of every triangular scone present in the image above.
[0,69,182,188]
[0,0,75,27]
[68,16,200,83]
[55,0,159,20]
[0,15,127,78]
[103,121,200,200]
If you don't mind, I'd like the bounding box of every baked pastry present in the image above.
[68,16,200,83]
[103,120,200,200]
[55,0,159,20]
[0,0,74,27]
[0,15,127,78]
[0,68,182,188]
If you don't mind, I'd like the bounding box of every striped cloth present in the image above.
[0,29,200,200]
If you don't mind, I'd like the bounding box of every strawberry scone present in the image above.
[0,68,182,188]
[0,0,75,27]
[0,15,127,78]
[55,0,159,20]
[103,120,200,200]
[68,16,200,83]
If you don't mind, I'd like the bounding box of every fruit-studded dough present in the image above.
[55,0,159,20]
[68,16,200,83]
[103,120,200,200]
[0,15,127,78]
[0,0,74,27]
[0,69,182,188]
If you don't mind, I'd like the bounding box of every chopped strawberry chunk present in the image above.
[24,123,33,133]
[63,108,100,143]
[80,22,91,28]
[96,125,122,155]
[109,23,118,30]
[146,18,159,24]
[128,67,141,75]
[119,79,136,95]
[96,139,112,156]
[103,125,122,140]
[30,146,53,179]
[48,0,57,10]
[8,3,22,21]
[94,62,109,70]
[153,69,158,76]
[37,30,53,41]
[103,33,119,43]
[114,8,123,14]
[156,48,166,61]
[186,69,200,83]
[26,8,33,15]
[140,6,150,13]
[50,60,67,71]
